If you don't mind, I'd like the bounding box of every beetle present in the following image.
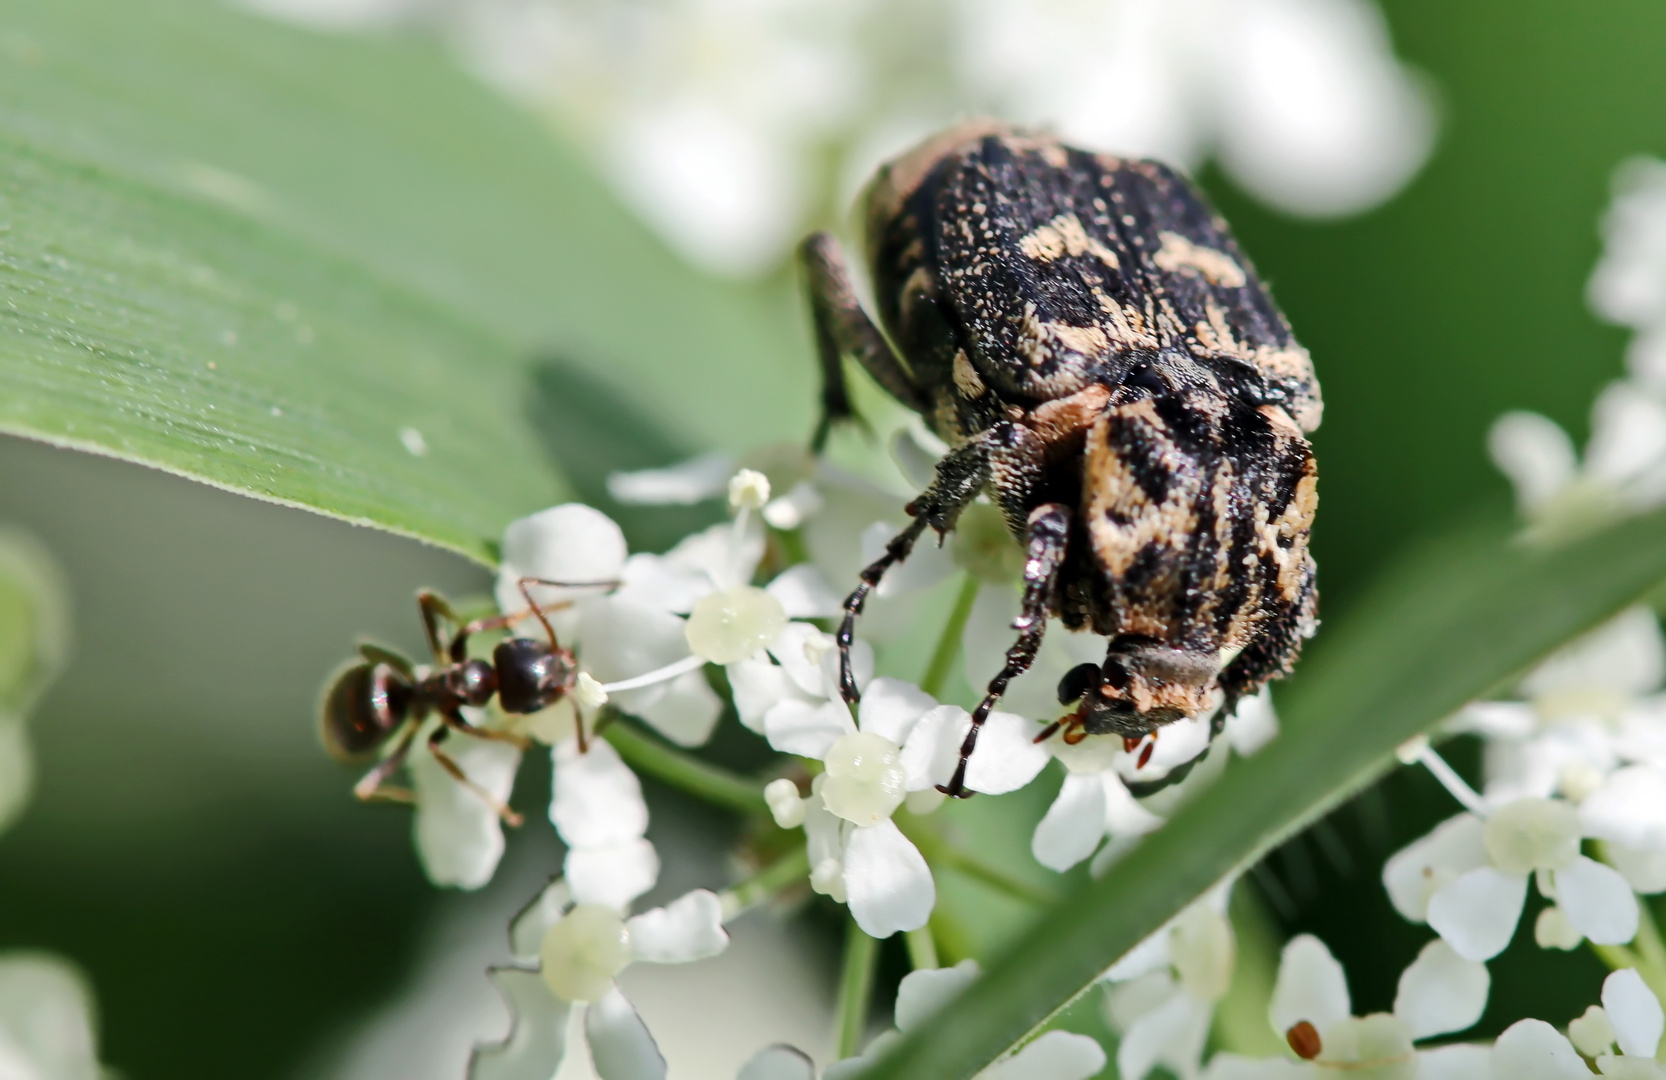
[801,121,1320,798]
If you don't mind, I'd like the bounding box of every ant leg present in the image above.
[353,722,422,804]
[427,720,524,827]
[836,432,997,705]
[939,503,1071,798]
[418,590,465,664]
[357,642,415,678]
[438,703,531,750]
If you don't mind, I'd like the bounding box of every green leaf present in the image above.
[860,508,1666,1080]
[0,0,811,561]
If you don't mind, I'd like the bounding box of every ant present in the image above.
[320,577,611,825]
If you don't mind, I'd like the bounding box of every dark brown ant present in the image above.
[320,577,611,825]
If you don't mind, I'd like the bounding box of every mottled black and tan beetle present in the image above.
[802,121,1320,798]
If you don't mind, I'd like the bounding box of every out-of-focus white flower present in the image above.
[471,879,730,1080]
[0,529,70,837]
[1201,934,1490,1079]
[760,671,1047,937]
[412,716,524,890]
[1102,883,1237,1080]
[550,736,658,909]
[1484,969,1666,1079]
[1382,799,1638,961]
[0,951,110,1080]
[249,0,1433,274]
[738,960,1105,1080]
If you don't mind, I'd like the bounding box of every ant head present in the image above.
[493,638,576,714]
[320,660,414,761]
[1057,641,1221,738]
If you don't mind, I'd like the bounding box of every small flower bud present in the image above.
[765,778,806,829]
[728,469,771,511]
[821,731,907,826]
[573,671,609,710]
[685,585,788,664]
[1484,797,1582,874]
[1568,1004,1617,1057]
[1558,761,1605,803]
[540,904,632,1002]
[1535,906,1584,951]
[811,857,847,902]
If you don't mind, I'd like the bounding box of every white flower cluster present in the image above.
[245,0,1435,274]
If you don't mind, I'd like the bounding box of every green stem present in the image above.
[1588,848,1666,1008]
[720,847,811,920]
[601,720,767,815]
[921,573,980,698]
[906,926,939,971]
[836,918,880,1059]
[901,821,1056,907]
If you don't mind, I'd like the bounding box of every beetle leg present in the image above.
[800,232,930,451]
[835,433,994,706]
[939,502,1072,798]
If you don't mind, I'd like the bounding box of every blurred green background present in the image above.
[2,0,1665,1075]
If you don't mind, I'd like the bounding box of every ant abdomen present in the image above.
[320,661,413,762]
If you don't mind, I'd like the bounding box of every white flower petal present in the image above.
[1488,412,1579,513]
[769,622,837,696]
[509,878,573,965]
[629,668,723,748]
[1392,939,1489,1039]
[858,678,939,745]
[966,711,1051,794]
[843,819,935,938]
[606,453,736,505]
[625,889,729,965]
[469,968,572,1080]
[1269,934,1351,1035]
[666,519,765,592]
[1582,765,1666,851]
[762,480,826,531]
[727,657,805,734]
[735,1045,816,1080]
[1523,605,1666,699]
[986,1030,1107,1080]
[0,953,103,1080]
[584,987,666,1080]
[1586,382,1666,487]
[615,553,713,615]
[412,736,519,890]
[1490,1019,1590,1078]
[766,564,842,619]
[566,839,659,908]
[1607,842,1666,895]
[1447,700,1539,740]
[803,783,849,877]
[1116,714,1213,782]
[1603,968,1665,1058]
[1426,866,1529,961]
[550,738,647,848]
[1416,1043,1494,1080]
[498,504,628,616]
[1116,989,1210,1080]
[863,520,956,598]
[1032,773,1109,872]
[1225,689,1280,756]
[1382,813,1489,923]
[764,699,854,758]
[1200,1052,1310,1079]
[894,960,980,1033]
[578,596,693,710]
[899,704,967,791]
[1556,855,1639,946]
[1104,928,1176,985]
[1103,774,1168,837]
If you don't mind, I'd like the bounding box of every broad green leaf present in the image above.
[861,508,1666,1080]
[0,0,812,560]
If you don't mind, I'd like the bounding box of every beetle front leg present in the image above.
[800,232,931,450]
[835,431,995,705]
[940,501,1072,798]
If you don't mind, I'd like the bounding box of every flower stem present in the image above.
[601,720,768,815]
[1592,892,1666,1006]
[920,573,980,699]
[720,847,812,920]
[836,917,880,1059]
[905,926,939,971]
[901,821,1056,907]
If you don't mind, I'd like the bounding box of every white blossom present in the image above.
[550,736,658,908]
[1490,969,1666,1078]
[0,951,110,1080]
[410,716,523,890]
[1201,934,1489,1078]
[471,879,730,1080]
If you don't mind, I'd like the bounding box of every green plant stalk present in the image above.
[921,574,981,699]
[900,818,1056,907]
[837,919,881,1059]
[721,847,812,920]
[1590,895,1666,1011]
[860,508,1666,1080]
[601,720,767,815]
[906,926,940,971]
